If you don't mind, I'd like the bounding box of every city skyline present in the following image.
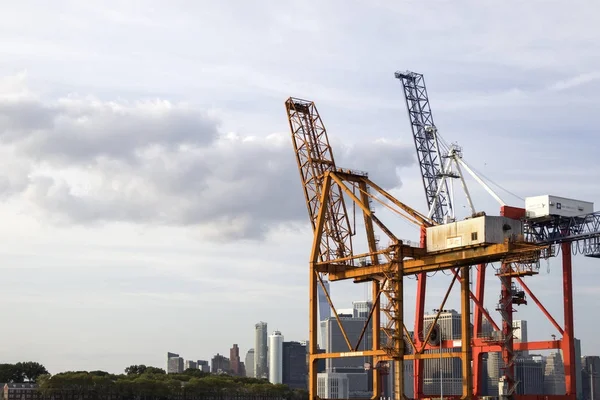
[1,1,600,374]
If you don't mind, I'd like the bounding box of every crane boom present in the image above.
[395,71,451,224]
[285,97,353,261]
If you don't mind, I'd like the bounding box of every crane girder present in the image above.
[285,97,353,262]
[525,212,600,246]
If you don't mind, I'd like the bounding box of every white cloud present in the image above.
[0,74,416,240]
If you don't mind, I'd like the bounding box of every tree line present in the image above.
[29,364,307,400]
[0,362,49,383]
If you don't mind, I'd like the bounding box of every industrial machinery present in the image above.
[284,97,550,400]
[394,70,600,400]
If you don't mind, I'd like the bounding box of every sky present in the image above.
[1,0,600,374]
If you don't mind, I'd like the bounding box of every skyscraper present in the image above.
[230,344,242,376]
[255,321,268,379]
[513,320,528,356]
[282,341,308,390]
[245,349,255,378]
[184,360,197,370]
[269,331,284,384]
[167,352,184,374]
[318,280,331,322]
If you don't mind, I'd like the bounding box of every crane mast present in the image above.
[285,97,353,261]
[394,71,452,223]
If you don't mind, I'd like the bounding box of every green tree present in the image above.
[17,361,49,382]
[125,365,147,375]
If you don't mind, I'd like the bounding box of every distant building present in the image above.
[4,383,42,400]
[197,360,210,373]
[352,301,372,319]
[269,331,284,384]
[211,353,231,374]
[282,341,308,390]
[422,310,462,396]
[515,356,544,395]
[513,320,528,356]
[317,372,349,399]
[245,349,255,378]
[582,356,600,400]
[240,361,247,377]
[230,344,242,376]
[544,351,566,394]
[185,360,197,370]
[255,322,269,379]
[167,352,184,374]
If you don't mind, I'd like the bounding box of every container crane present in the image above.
[395,71,600,400]
[285,97,549,400]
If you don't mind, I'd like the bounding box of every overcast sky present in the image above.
[1,0,599,374]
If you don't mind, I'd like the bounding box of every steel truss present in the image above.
[285,97,549,400]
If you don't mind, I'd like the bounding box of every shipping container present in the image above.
[426,216,523,253]
[525,195,594,219]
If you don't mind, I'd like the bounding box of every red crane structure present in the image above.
[395,70,600,400]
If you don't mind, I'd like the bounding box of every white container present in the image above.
[426,216,523,252]
[525,195,593,219]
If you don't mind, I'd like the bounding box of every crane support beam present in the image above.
[326,241,547,280]
[525,211,600,244]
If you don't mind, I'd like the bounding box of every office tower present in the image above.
[184,360,197,370]
[422,309,462,396]
[230,344,241,375]
[544,351,566,394]
[318,280,331,322]
[317,372,349,399]
[321,316,372,371]
[318,280,331,350]
[352,301,372,319]
[515,356,544,395]
[197,360,210,373]
[211,353,230,374]
[255,322,268,379]
[513,320,528,356]
[582,356,600,400]
[269,331,284,384]
[282,341,308,390]
[167,352,184,374]
[245,349,255,378]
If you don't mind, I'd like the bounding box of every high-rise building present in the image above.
[230,344,242,376]
[318,280,331,322]
[513,320,528,356]
[318,280,331,349]
[184,360,198,370]
[269,331,284,384]
[245,349,255,378]
[167,352,184,374]
[255,322,268,379]
[422,310,462,396]
[515,356,544,395]
[197,360,210,373]
[544,351,566,395]
[320,316,372,371]
[352,301,372,319]
[282,341,307,390]
[211,353,230,374]
[317,372,349,399]
[582,356,600,400]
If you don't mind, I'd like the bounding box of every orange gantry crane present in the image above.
[284,97,549,400]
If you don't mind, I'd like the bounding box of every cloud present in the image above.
[0,74,415,240]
